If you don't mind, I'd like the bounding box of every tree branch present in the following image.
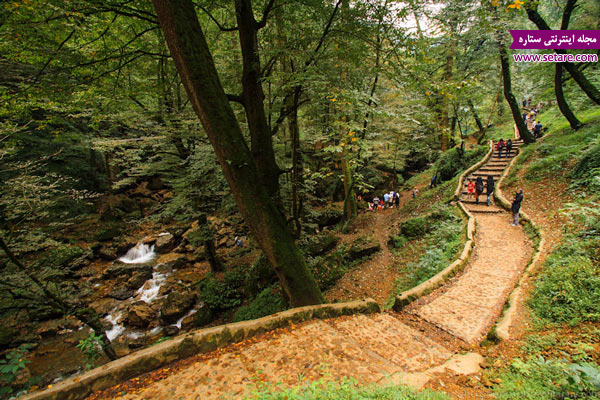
[197,5,238,31]
[256,0,276,29]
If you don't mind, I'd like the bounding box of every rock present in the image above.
[103,263,152,279]
[217,237,229,248]
[97,246,118,261]
[96,225,121,241]
[155,233,176,253]
[107,288,134,300]
[127,336,148,349]
[0,326,18,349]
[164,325,180,336]
[91,298,118,316]
[304,232,340,257]
[316,208,343,228]
[127,269,153,290]
[160,291,196,324]
[129,182,151,199]
[36,320,62,338]
[181,304,213,330]
[148,176,164,190]
[125,301,156,328]
[348,235,380,260]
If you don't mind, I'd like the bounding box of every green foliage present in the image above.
[233,287,286,323]
[529,241,600,326]
[0,344,32,398]
[245,255,277,299]
[198,275,242,311]
[571,141,600,195]
[400,217,432,239]
[76,332,103,370]
[300,232,339,257]
[244,377,449,400]
[494,357,600,400]
[394,206,463,292]
[435,146,487,183]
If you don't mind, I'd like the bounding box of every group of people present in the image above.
[466,175,495,206]
[495,138,513,158]
[522,99,543,139]
[368,190,401,211]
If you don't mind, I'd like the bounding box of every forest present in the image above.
[1,0,599,399]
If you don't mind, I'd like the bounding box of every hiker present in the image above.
[412,187,419,199]
[496,139,505,158]
[522,99,527,107]
[430,173,438,188]
[394,191,400,207]
[467,180,475,199]
[506,138,513,158]
[383,192,390,206]
[486,175,495,206]
[475,176,484,205]
[373,196,380,210]
[522,112,527,122]
[527,98,532,107]
[234,236,243,247]
[388,191,395,208]
[533,121,543,138]
[511,189,524,226]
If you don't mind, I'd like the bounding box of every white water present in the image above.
[119,242,156,264]
[136,270,168,303]
[174,308,197,329]
[105,310,126,341]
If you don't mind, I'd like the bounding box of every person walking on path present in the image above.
[412,187,419,199]
[430,173,438,189]
[511,189,524,226]
[394,191,400,208]
[467,180,475,199]
[486,175,495,206]
[496,139,505,158]
[475,177,484,205]
[506,139,513,158]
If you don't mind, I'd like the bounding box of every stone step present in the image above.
[468,173,502,179]
[461,198,492,205]
[479,167,506,172]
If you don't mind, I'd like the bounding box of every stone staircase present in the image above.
[460,140,523,207]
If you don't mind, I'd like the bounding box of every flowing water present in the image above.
[119,242,156,264]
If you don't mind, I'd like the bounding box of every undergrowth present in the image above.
[244,377,449,400]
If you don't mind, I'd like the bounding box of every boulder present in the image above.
[155,233,176,253]
[103,263,152,279]
[160,291,196,324]
[316,208,343,228]
[125,301,156,328]
[304,232,339,257]
[180,303,213,330]
[107,288,134,300]
[164,325,180,337]
[349,235,380,260]
[97,246,118,261]
[217,237,229,248]
[127,336,148,349]
[127,269,153,290]
[0,326,18,349]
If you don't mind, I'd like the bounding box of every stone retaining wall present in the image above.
[393,141,493,311]
[20,299,380,400]
[493,144,545,340]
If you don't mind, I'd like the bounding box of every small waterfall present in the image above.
[105,310,125,341]
[136,270,168,303]
[119,242,156,264]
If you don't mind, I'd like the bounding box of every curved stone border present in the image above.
[20,299,380,400]
[393,141,492,311]
[493,144,545,340]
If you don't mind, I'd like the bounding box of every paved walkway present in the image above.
[91,142,533,399]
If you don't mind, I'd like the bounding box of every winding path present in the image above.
[89,142,534,400]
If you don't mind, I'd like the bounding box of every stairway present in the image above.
[460,140,523,207]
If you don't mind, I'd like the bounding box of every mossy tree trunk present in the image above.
[555,0,583,130]
[152,0,323,306]
[526,4,600,106]
[496,30,535,144]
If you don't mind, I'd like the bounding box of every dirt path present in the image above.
[325,208,399,305]
[87,144,536,400]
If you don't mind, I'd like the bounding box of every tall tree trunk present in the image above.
[152,0,323,306]
[205,238,222,273]
[290,87,303,235]
[468,99,484,132]
[235,0,281,198]
[496,30,535,143]
[554,0,583,130]
[526,5,600,106]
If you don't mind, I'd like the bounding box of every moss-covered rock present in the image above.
[160,291,197,324]
[349,235,380,260]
